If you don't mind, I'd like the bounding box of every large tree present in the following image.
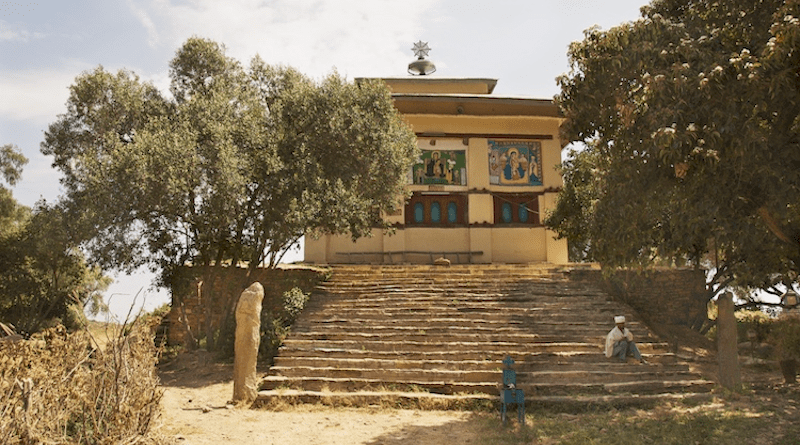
[546,0,800,305]
[42,38,418,348]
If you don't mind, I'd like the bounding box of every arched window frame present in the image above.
[492,193,540,226]
[405,193,468,226]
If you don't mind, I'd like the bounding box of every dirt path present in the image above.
[158,351,484,445]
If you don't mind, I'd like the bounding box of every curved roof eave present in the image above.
[391,93,562,118]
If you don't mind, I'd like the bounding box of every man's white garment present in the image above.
[605,326,633,358]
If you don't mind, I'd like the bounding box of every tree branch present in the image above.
[757,206,797,246]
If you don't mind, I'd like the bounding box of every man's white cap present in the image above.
[614,316,626,324]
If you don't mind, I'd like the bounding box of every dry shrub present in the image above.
[0,321,168,444]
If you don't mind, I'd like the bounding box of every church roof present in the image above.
[356,76,560,118]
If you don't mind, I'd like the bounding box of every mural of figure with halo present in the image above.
[411,150,467,185]
[488,140,542,186]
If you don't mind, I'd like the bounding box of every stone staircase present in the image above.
[257,265,713,410]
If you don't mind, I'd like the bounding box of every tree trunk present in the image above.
[717,292,741,389]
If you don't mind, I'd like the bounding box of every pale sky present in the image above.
[0,0,648,319]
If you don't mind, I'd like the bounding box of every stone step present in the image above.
[297,310,634,325]
[305,300,626,312]
[299,310,634,325]
[320,269,558,275]
[307,292,618,303]
[273,351,680,367]
[272,356,685,371]
[316,283,602,293]
[321,275,577,282]
[272,348,676,364]
[268,366,700,385]
[279,339,670,354]
[254,389,712,411]
[307,295,619,307]
[305,304,618,315]
[324,267,564,276]
[287,331,643,344]
[314,282,599,293]
[254,389,494,410]
[323,272,562,278]
[293,318,645,330]
[260,375,713,397]
[262,264,711,410]
[312,286,605,297]
[319,279,570,289]
[291,322,652,337]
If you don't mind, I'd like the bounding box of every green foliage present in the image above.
[0,143,27,187]
[773,313,800,359]
[0,147,111,335]
[282,287,309,319]
[735,309,774,343]
[258,287,310,363]
[0,144,28,238]
[0,210,111,334]
[547,0,800,301]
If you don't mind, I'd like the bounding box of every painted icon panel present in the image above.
[488,140,543,186]
[411,150,467,185]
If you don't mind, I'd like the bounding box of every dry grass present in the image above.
[0,321,169,444]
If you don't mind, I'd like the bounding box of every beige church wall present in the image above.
[327,229,384,263]
[541,139,564,189]
[546,231,569,264]
[416,137,468,152]
[469,227,493,263]
[491,227,547,263]
[468,138,490,189]
[541,192,558,219]
[383,228,406,253]
[468,194,494,224]
[304,235,328,263]
[403,115,561,138]
[403,227,470,254]
[306,227,557,264]
[542,192,568,264]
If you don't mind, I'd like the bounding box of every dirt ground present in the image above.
[157,351,485,445]
[156,349,799,445]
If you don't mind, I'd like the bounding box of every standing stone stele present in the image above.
[233,282,264,404]
[717,291,741,389]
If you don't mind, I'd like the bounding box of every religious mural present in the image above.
[488,140,543,186]
[411,149,467,185]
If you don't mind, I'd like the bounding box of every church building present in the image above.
[304,43,568,265]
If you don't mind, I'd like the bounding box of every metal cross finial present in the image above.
[412,41,431,59]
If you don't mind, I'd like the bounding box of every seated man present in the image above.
[605,316,646,364]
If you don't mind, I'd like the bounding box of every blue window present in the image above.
[414,202,424,223]
[431,202,441,223]
[501,202,513,223]
[518,204,529,223]
[447,202,458,223]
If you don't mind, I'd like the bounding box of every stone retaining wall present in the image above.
[164,266,328,346]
